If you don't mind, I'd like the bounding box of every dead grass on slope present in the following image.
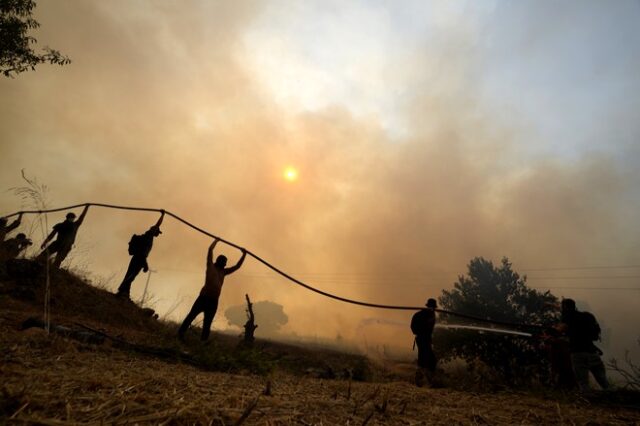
[0,259,372,379]
[1,259,640,424]
[2,322,640,425]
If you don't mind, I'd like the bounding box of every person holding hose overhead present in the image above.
[116,210,165,300]
[37,205,89,268]
[179,238,246,341]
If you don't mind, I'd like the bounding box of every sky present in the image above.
[1,0,639,363]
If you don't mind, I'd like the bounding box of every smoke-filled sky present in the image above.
[1,0,639,362]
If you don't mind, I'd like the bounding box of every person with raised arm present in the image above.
[0,213,23,242]
[178,238,247,341]
[116,210,165,300]
[36,205,89,268]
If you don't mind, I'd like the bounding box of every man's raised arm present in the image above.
[155,210,165,228]
[76,205,90,226]
[6,213,22,233]
[207,239,219,265]
[225,249,247,275]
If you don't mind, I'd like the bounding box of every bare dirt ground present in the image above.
[1,260,640,425]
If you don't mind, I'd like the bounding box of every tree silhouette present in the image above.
[437,257,559,384]
[1,0,70,77]
[225,300,288,337]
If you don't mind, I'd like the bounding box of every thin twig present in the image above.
[233,396,260,426]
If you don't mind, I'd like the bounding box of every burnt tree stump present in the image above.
[243,293,258,344]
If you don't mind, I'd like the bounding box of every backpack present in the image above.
[128,234,145,256]
[579,311,601,342]
[410,310,428,335]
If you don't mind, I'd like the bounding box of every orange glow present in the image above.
[283,166,298,182]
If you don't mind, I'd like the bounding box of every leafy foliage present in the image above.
[1,0,70,77]
[437,257,559,384]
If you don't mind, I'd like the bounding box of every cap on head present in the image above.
[148,225,162,236]
[16,233,26,239]
[66,212,76,220]
[426,298,437,308]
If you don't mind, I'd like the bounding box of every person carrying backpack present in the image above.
[560,298,609,391]
[116,210,165,300]
[411,298,438,386]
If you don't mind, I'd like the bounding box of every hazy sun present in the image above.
[283,166,299,182]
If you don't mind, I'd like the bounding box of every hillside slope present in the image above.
[0,259,371,377]
[1,259,639,424]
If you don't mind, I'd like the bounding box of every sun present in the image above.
[283,166,299,182]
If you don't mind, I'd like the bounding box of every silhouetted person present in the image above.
[560,298,609,391]
[411,298,438,386]
[178,239,247,341]
[540,325,577,390]
[0,233,32,261]
[36,206,89,268]
[0,213,23,241]
[116,210,165,300]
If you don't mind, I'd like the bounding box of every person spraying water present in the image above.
[411,298,438,387]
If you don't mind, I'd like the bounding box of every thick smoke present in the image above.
[0,1,638,363]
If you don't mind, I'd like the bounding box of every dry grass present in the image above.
[1,260,640,424]
[3,319,640,425]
